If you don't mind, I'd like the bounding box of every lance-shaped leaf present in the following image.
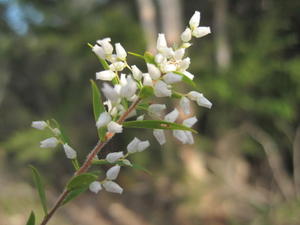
[173,71,196,87]
[67,173,98,191]
[29,166,48,216]
[26,211,35,225]
[139,86,154,99]
[123,120,197,133]
[90,80,106,140]
[128,51,144,60]
[62,187,88,205]
[88,43,110,70]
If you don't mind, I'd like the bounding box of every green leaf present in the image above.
[29,166,48,216]
[50,119,69,143]
[25,211,35,225]
[144,52,156,65]
[128,51,144,60]
[90,80,106,140]
[139,86,154,99]
[171,91,183,99]
[123,120,197,133]
[62,187,88,205]
[67,173,98,191]
[131,162,152,175]
[173,71,196,87]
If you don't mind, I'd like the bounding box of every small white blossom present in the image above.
[184,131,194,144]
[192,27,211,38]
[120,76,137,99]
[164,108,179,123]
[142,73,153,86]
[96,70,116,81]
[137,114,144,121]
[127,137,141,153]
[179,57,191,71]
[189,11,200,29]
[115,43,127,60]
[103,181,123,194]
[40,137,58,148]
[63,143,77,159]
[96,112,112,128]
[122,159,132,166]
[160,62,177,73]
[187,91,212,109]
[147,63,161,80]
[155,53,165,64]
[97,38,113,55]
[138,140,150,152]
[148,104,166,117]
[163,73,182,84]
[131,65,143,80]
[183,116,198,127]
[160,47,174,58]
[32,121,47,130]
[106,151,124,163]
[107,121,123,133]
[102,83,120,103]
[174,48,185,60]
[180,97,190,115]
[153,129,166,145]
[106,165,121,180]
[92,45,105,59]
[157,33,168,51]
[154,80,172,97]
[173,130,188,144]
[53,128,61,136]
[181,28,192,42]
[109,61,125,72]
[89,181,102,194]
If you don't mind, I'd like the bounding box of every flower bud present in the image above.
[137,114,144,121]
[96,112,111,128]
[53,128,61,136]
[164,108,179,123]
[154,80,172,97]
[163,73,182,84]
[31,121,47,130]
[97,38,113,55]
[103,181,123,194]
[189,11,200,29]
[181,28,192,42]
[138,140,150,152]
[127,137,141,153]
[184,131,194,144]
[180,97,190,115]
[63,143,77,159]
[115,43,127,60]
[157,33,168,51]
[148,104,166,117]
[179,57,191,71]
[89,181,102,194]
[92,45,105,59]
[102,83,119,103]
[109,62,125,72]
[183,116,198,128]
[192,27,211,38]
[96,70,116,81]
[147,63,161,80]
[107,121,123,133]
[120,76,137,99]
[106,165,121,180]
[106,151,124,163]
[173,130,188,144]
[131,65,143,80]
[142,73,153,87]
[174,48,185,60]
[187,91,212,109]
[122,159,132,166]
[153,129,166,145]
[155,53,165,64]
[40,137,58,148]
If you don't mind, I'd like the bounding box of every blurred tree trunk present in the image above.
[213,0,231,70]
[136,0,158,52]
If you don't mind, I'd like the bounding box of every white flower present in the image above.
[96,70,116,81]
[31,121,47,130]
[181,28,192,42]
[164,108,179,123]
[138,140,150,152]
[155,53,165,64]
[40,137,58,148]
[157,33,168,51]
[96,112,111,128]
[63,143,77,159]
[160,47,174,58]
[192,27,211,38]
[137,114,144,121]
[115,43,127,60]
[109,62,125,72]
[154,80,172,97]
[142,73,153,86]
[120,76,137,99]
[184,131,194,144]
[106,165,121,180]
[132,65,143,80]
[92,45,105,59]
[160,62,177,73]
[179,57,190,71]
[148,104,166,117]
[89,181,102,194]
[173,130,188,144]
[97,38,113,55]
[107,121,123,133]
[187,91,212,109]
[102,83,119,103]
[180,97,190,115]
[153,129,166,145]
[189,11,200,29]
[163,73,182,84]
[127,137,141,153]
[147,63,161,80]
[106,151,124,163]
[174,48,185,60]
[103,181,123,194]
[183,116,198,127]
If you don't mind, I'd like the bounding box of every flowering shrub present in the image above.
[27,11,211,225]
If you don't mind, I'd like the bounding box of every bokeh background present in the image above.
[1,0,300,224]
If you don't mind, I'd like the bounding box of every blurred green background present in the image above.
[1,0,300,224]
